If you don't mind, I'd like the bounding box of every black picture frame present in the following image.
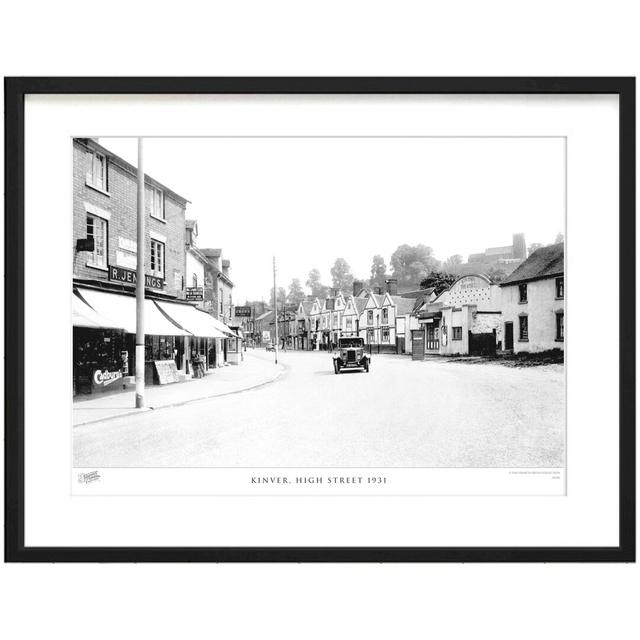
[4,77,635,563]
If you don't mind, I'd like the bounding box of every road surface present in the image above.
[74,350,565,468]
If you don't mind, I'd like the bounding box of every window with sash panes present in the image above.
[150,239,165,278]
[556,312,564,341]
[519,315,529,341]
[382,327,390,342]
[367,310,374,325]
[86,214,107,268]
[87,151,107,191]
[145,185,165,220]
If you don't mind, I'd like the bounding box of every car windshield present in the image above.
[339,338,363,348]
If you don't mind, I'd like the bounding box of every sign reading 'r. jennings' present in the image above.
[108,265,164,290]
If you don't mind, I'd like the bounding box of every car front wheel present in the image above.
[363,359,369,372]
[334,360,340,374]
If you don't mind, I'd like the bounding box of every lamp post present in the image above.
[273,256,278,365]
[135,137,145,408]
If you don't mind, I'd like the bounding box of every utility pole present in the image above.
[135,138,145,408]
[273,256,278,365]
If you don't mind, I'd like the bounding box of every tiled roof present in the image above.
[390,296,415,315]
[399,287,435,298]
[255,310,274,322]
[353,298,367,314]
[201,248,222,258]
[501,243,564,286]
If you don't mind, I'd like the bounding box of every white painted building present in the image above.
[499,243,564,353]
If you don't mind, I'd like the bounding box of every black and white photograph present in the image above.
[6,78,633,563]
[72,135,566,483]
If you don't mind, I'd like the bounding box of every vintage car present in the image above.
[332,336,370,374]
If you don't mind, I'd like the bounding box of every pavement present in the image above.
[73,350,283,426]
[74,349,565,468]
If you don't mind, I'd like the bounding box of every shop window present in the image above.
[367,310,374,325]
[382,327,390,342]
[145,185,165,220]
[382,308,388,324]
[87,151,107,191]
[150,239,165,278]
[86,214,107,268]
[556,277,564,299]
[367,328,375,344]
[452,326,462,340]
[519,315,529,341]
[519,283,528,303]
[556,312,564,341]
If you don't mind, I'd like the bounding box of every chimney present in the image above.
[353,280,363,297]
[385,278,398,296]
[331,288,338,298]
[375,286,382,295]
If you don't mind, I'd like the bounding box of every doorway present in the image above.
[504,322,514,350]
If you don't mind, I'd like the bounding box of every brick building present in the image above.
[73,138,188,298]
[72,139,234,396]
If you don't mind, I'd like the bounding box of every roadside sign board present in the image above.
[185,287,204,301]
[109,265,164,290]
[234,306,252,317]
[154,360,180,384]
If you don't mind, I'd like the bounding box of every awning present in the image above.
[73,290,125,330]
[155,301,227,339]
[208,315,237,338]
[77,287,190,336]
[418,310,442,321]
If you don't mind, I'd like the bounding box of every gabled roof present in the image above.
[201,248,222,259]
[299,300,314,314]
[501,243,564,286]
[390,296,416,315]
[354,298,367,314]
[399,287,435,299]
[255,309,274,322]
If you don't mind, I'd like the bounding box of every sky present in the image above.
[99,137,565,303]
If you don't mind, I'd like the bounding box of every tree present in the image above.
[330,258,354,296]
[306,268,328,299]
[390,244,440,288]
[419,271,457,294]
[369,254,388,290]
[270,286,287,310]
[442,254,463,275]
[286,278,306,306]
[486,265,508,283]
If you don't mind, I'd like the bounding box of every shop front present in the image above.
[75,287,192,393]
[73,290,130,396]
[154,299,231,373]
